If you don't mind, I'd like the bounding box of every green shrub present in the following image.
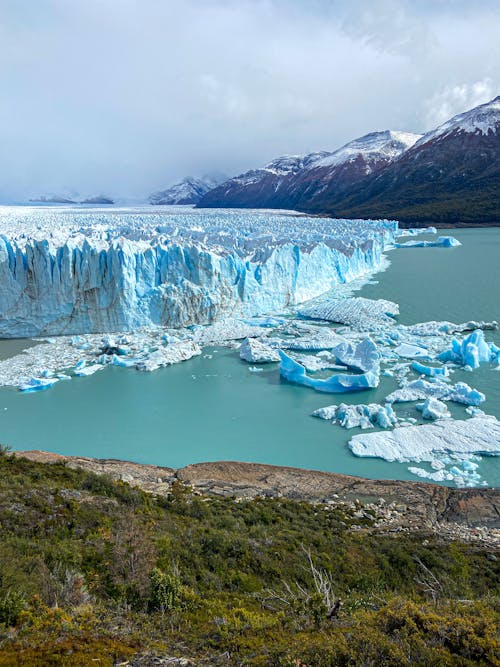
[0,590,26,626]
[149,567,182,612]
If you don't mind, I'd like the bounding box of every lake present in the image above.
[1,226,499,486]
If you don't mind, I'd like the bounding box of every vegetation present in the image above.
[0,450,498,665]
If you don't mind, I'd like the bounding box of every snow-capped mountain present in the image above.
[198,131,420,209]
[149,175,226,205]
[323,96,500,225]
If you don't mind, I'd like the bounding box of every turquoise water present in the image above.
[0,227,499,485]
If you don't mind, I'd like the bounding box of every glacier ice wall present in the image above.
[0,207,396,337]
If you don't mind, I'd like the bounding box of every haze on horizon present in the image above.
[0,0,499,202]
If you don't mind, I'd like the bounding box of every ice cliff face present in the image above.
[0,207,396,337]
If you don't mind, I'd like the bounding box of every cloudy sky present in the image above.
[0,0,498,201]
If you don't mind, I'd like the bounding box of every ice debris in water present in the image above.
[348,415,500,463]
[416,397,451,420]
[386,378,485,406]
[279,338,380,394]
[312,402,398,429]
[299,296,399,331]
[411,360,448,377]
[18,376,60,392]
[239,338,280,363]
[393,343,431,359]
[0,207,396,337]
[394,236,461,248]
[437,329,500,369]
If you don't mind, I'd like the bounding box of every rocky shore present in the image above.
[15,451,500,547]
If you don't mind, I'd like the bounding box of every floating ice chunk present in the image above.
[311,405,338,420]
[279,349,379,393]
[248,366,264,373]
[437,330,498,369]
[192,319,264,345]
[267,329,344,351]
[394,236,461,248]
[407,467,452,482]
[466,406,485,416]
[348,416,500,463]
[412,361,448,377]
[239,338,280,363]
[135,341,201,371]
[331,338,380,373]
[416,397,451,420]
[386,378,485,406]
[313,402,398,429]
[407,321,498,337]
[299,296,398,330]
[73,364,104,377]
[18,377,59,392]
[394,343,431,359]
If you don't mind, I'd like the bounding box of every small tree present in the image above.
[149,565,182,613]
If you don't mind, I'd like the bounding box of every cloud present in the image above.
[423,79,495,130]
[0,0,498,200]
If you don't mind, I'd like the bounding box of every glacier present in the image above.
[0,207,396,337]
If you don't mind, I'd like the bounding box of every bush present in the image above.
[0,590,26,626]
[149,567,182,612]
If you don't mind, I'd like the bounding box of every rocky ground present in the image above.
[15,451,500,547]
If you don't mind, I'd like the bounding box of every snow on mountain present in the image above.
[322,95,500,225]
[198,131,419,210]
[417,95,500,145]
[149,174,227,205]
[313,131,420,171]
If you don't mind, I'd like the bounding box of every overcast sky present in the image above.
[0,0,498,201]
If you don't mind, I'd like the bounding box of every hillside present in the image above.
[199,132,419,210]
[198,97,500,225]
[315,97,500,224]
[0,449,498,666]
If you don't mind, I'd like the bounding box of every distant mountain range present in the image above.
[197,96,500,225]
[149,175,227,205]
[29,194,115,205]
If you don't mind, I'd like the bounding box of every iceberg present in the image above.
[386,378,485,406]
[416,397,451,420]
[239,338,280,363]
[312,402,398,429]
[393,343,431,359]
[19,376,59,392]
[0,208,396,337]
[437,330,499,369]
[411,360,448,377]
[348,415,500,463]
[279,343,379,393]
[299,296,399,330]
[394,236,461,248]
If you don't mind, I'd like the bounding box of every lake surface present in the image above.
[1,227,499,486]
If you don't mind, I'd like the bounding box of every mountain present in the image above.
[149,175,227,205]
[318,96,500,225]
[29,195,77,204]
[80,195,114,205]
[198,132,420,209]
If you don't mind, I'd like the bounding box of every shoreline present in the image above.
[14,451,500,542]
